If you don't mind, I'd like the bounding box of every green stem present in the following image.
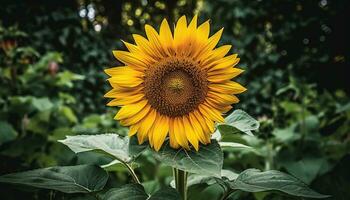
[173,168,188,200]
[125,163,141,184]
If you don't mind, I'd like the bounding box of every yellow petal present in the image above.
[188,112,206,143]
[208,68,244,82]
[209,81,247,94]
[198,103,224,123]
[207,91,239,105]
[174,117,190,150]
[193,109,214,136]
[120,104,151,126]
[196,20,210,43]
[183,15,198,56]
[152,115,169,151]
[104,86,143,98]
[200,45,231,66]
[113,50,149,70]
[174,16,188,53]
[206,98,234,113]
[115,100,148,120]
[196,28,224,59]
[106,93,144,106]
[128,123,140,136]
[137,109,157,144]
[189,112,209,144]
[207,55,239,71]
[105,66,143,77]
[159,18,174,56]
[107,76,143,88]
[104,87,143,98]
[182,116,199,151]
[169,118,180,149]
[204,28,224,51]
[145,24,165,57]
[133,34,161,58]
[188,14,198,30]
[122,41,157,65]
[106,67,144,88]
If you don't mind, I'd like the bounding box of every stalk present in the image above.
[125,163,141,184]
[173,168,188,200]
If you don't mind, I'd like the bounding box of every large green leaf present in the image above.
[59,134,132,162]
[214,109,259,141]
[230,169,330,198]
[152,140,223,177]
[0,165,108,193]
[102,184,180,200]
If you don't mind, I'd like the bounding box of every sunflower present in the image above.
[105,15,246,151]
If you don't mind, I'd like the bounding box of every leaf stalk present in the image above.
[173,168,188,200]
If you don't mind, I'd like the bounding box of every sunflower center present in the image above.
[167,77,185,93]
[144,57,208,117]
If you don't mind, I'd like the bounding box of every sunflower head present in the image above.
[105,15,246,151]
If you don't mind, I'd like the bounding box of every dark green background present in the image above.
[0,0,349,199]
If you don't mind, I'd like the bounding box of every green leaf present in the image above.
[279,157,333,184]
[272,124,299,143]
[0,121,18,145]
[31,97,53,111]
[152,140,223,177]
[55,71,84,88]
[60,106,78,123]
[230,169,330,198]
[0,165,108,193]
[220,109,259,136]
[102,184,180,200]
[59,134,132,163]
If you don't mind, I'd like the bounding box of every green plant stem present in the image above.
[173,168,188,200]
[125,163,141,184]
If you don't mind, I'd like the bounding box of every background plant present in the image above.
[0,0,349,199]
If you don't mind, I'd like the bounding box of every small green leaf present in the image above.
[218,109,260,137]
[59,134,132,162]
[152,140,223,177]
[0,165,108,193]
[60,106,78,123]
[272,124,299,143]
[0,121,18,145]
[32,97,53,111]
[230,169,330,198]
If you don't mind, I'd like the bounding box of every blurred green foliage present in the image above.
[0,0,349,199]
